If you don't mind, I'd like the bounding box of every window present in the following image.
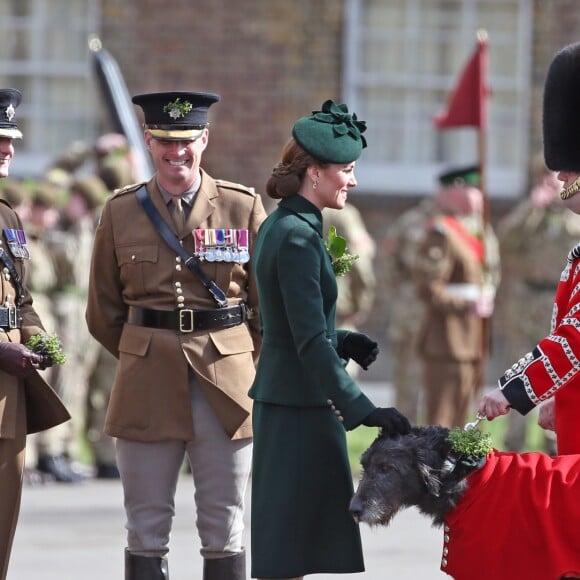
[343,0,533,197]
[0,0,100,177]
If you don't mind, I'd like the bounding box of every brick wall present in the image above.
[100,0,344,197]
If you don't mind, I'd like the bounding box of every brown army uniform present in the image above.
[414,216,500,428]
[0,200,69,579]
[86,171,265,442]
[382,198,435,423]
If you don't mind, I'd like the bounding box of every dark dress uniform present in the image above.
[249,194,375,578]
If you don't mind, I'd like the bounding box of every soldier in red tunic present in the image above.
[480,41,580,457]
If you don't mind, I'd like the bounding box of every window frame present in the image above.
[342,0,534,199]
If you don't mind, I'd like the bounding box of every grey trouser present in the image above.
[116,377,252,559]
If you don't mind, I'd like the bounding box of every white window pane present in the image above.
[345,0,532,197]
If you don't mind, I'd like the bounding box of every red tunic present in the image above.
[499,250,580,454]
[442,450,580,580]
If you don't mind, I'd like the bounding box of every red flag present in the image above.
[433,34,489,130]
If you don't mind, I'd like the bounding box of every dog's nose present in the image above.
[349,496,364,520]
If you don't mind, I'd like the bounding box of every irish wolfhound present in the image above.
[350,425,580,580]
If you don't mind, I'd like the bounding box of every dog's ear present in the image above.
[416,449,442,497]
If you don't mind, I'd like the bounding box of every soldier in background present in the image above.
[24,181,87,482]
[382,197,435,423]
[322,203,376,378]
[414,165,500,428]
[50,175,111,476]
[495,154,568,453]
[45,135,134,479]
[0,179,31,222]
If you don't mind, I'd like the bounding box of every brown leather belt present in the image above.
[0,306,22,330]
[127,304,247,333]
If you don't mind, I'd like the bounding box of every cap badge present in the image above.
[163,98,193,120]
[4,104,15,122]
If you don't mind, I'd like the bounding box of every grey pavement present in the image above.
[9,383,449,579]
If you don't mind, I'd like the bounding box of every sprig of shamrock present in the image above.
[446,427,493,459]
[25,333,67,365]
[325,226,359,277]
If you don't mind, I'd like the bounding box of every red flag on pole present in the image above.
[433,33,489,130]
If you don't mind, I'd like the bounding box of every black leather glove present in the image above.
[337,332,379,370]
[0,341,43,377]
[362,407,411,437]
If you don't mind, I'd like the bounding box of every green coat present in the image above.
[249,194,374,577]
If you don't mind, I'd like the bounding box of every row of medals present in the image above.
[193,228,250,263]
[4,229,30,259]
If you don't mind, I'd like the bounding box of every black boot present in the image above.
[125,549,169,580]
[203,551,246,580]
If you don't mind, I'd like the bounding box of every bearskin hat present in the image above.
[543,42,580,172]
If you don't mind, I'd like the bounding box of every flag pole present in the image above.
[477,29,490,231]
[476,29,492,369]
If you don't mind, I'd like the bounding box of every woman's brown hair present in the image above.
[266,138,326,199]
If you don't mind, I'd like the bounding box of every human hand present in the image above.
[338,332,379,370]
[538,399,556,431]
[362,407,411,436]
[478,387,511,420]
[0,341,43,377]
[472,294,494,318]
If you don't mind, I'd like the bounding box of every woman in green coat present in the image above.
[249,100,411,579]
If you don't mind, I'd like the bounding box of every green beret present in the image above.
[292,99,367,164]
[438,165,481,187]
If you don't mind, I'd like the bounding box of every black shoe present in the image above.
[37,455,87,483]
[96,463,120,479]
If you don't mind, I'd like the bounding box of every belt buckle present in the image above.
[8,306,18,329]
[179,309,195,333]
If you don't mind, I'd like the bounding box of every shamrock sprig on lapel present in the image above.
[325,226,359,277]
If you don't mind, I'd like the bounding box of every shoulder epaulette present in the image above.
[214,179,257,196]
[111,181,147,199]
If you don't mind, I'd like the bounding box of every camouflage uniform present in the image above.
[50,176,115,475]
[382,198,435,423]
[322,204,376,378]
[496,193,579,452]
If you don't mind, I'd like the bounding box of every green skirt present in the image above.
[250,402,365,578]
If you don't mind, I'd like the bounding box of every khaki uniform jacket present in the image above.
[414,215,486,362]
[0,201,70,438]
[86,171,266,442]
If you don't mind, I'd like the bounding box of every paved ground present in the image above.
[10,477,448,579]
[9,382,450,579]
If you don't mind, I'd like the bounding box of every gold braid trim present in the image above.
[561,176,580,200]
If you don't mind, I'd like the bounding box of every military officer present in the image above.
[86,91,267,580]
[414,165,500,428]
[0,88,69,580]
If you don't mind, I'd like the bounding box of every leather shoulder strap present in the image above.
[135,185,228,308]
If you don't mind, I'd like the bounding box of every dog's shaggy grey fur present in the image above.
[349,425,480,528]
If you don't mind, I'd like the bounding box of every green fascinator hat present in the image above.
[292,99,367,164]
